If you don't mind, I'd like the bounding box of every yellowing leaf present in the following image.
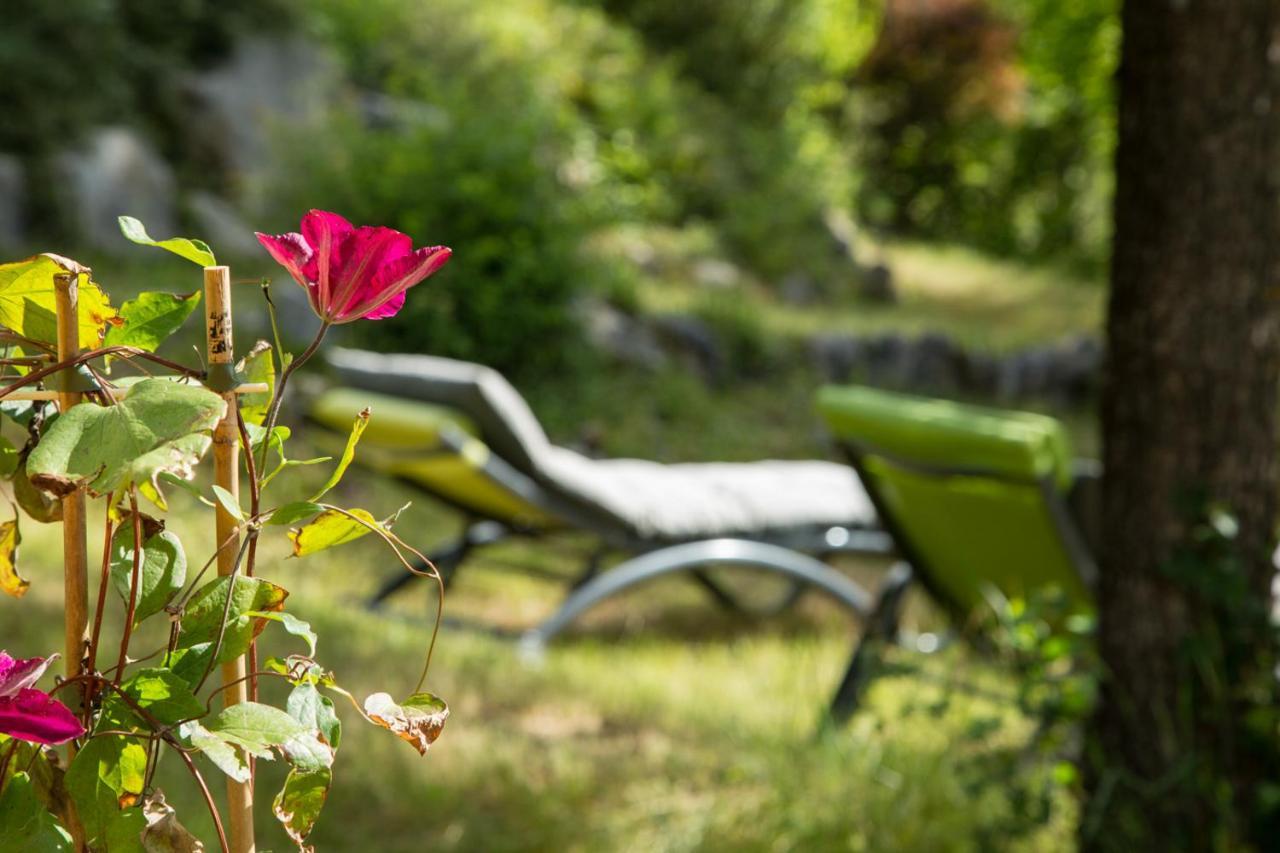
[0,516,23,598]
[363,692,449,756]
[273,768,330,849]
[310,407,370,501]
[0,254,117,347]
[287,508,379,557]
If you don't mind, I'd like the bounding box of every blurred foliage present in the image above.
[0,0,296,233]
[853,0,1119,268]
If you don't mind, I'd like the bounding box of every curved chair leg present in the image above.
[367,520,507,608]
[827,561,915,724]
[519,539,874,657]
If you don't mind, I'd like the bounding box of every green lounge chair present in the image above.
[309,349,894,640]
[816,384,1099,722]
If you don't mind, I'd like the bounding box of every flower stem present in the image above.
[255,322,330,476]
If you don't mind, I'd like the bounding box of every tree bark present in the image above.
[1087,1,1280,849]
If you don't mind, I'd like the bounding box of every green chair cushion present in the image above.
[817,385,1073,490]
[817,384,1090,613]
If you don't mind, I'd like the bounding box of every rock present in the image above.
[691,258,740,290]
[58,127,177,250]
[864,333,910,386]
[0,156,24,248]
[575,296,666,370]
[858,262,897,304]
[779,271,820,306]
[905,332,964,392]
[652,313,724,381]
[187,191,260,258]
[811,334,862,382]
[183,35,340,180]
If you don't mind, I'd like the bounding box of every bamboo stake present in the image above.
[54,273,90,853]
[204,266,254,853]
[54,273,89,718]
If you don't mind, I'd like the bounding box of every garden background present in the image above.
[2,1,1118,850]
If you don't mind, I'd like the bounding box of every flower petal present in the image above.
[328,227,413,322]
[301,211,356,312]
[345,246,451,322]
[255,232,313,289]
[0,688,84,744]
[359,290,406,321]
[0,652,52,700]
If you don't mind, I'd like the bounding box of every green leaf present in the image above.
[117,217,216,267]
[273,768,331,849]
[176,721,248,783]
[26,379,226,510]
[236,341,275,426]
[109,525,186,625]
[286,683,341,750]
[103,291,201,354]
[205,702,309,762]
[266,501,323,526]
[103,806,146,853]
[0,435,18,477]
[14,454,61,523]
[281,729,333,772]
[178,576,288,664]
[249,610,317,657]
[363,692,449,755]
[287,508,379,557]
[163,644,212,690]
[210,485,243,522]
[66,736,147,844]
[0,512,24,598]
[0,254,118,346]
[310,407,370,502]
[117,668,205,727]
[0,772,72,852]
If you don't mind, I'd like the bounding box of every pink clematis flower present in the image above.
[255,210,451,325]
[0,651,84,745]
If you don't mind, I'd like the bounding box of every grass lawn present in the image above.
[0,241,1090,850]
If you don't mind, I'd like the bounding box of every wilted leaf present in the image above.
[66,736,147,844]
[117,217,216,267]
[0,255,117,347]
[310,408,369,502]
[108,523,185,625]
[364,692,449,756]
[273,768,330,850]
[140,790,204,853]
[104,291,202,353]
[287,508,379,557]
[178,577,287,664]
[236,341,274,426]
[26,379,225,510]
[0,771,72,852]
[0,514,24,598]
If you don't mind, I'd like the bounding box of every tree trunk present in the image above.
[1087,1,1280,849]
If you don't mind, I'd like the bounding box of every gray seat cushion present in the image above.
[541,448,876,540]
[328,348,550,478]
[327,348,877,540]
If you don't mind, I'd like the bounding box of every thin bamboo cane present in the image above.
[204,266,254,853]
[54,274,89,717]
[54,273,90,853]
